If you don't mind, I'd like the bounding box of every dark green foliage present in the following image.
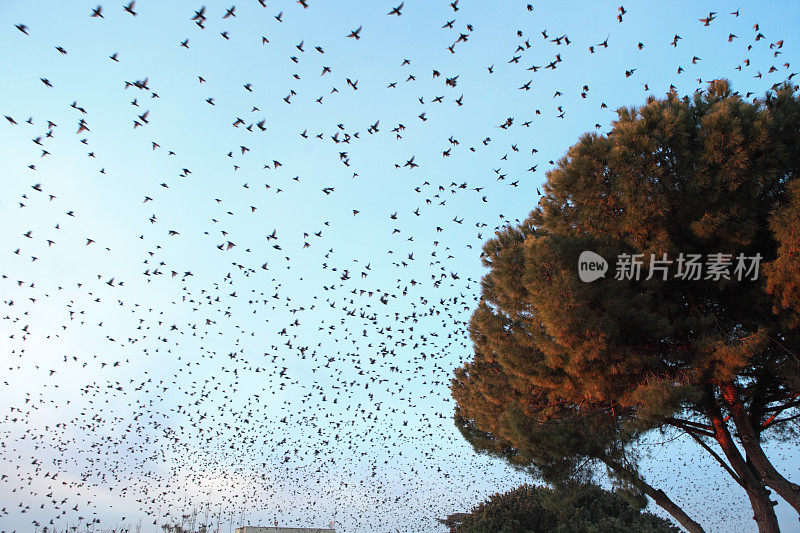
[443,484,679,533]
[765,178,800,332]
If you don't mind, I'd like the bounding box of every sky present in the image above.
[1,1,799,532]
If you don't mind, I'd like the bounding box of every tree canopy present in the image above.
[451,79,800,533]
[440,484,679,533]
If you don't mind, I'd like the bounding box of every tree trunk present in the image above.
[641,485,706,533]
[721,381,800,520]
[706,388,781,533]
[602,457,706,533]
[747,490,782,533]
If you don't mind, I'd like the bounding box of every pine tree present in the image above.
[440,484,679,533]
[452,79,800,533]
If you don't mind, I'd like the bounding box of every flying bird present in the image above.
[347,25,362,39]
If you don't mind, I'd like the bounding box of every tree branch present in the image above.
[761,396,800,414]
[685,430,742,486]
[601,456,706,533]
[719,380,800,516]
[665,417,715,437]
[762,412,800,431]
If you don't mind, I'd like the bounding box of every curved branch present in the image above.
[685,430,742,487]
[601,456,706,533]
[762,412,800,431]
[665,417,715,438]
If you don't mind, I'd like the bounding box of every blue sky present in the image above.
[1,1,799,532]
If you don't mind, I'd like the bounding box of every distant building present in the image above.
[234,528,335,533]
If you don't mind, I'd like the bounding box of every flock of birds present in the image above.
[1,1,797,532]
